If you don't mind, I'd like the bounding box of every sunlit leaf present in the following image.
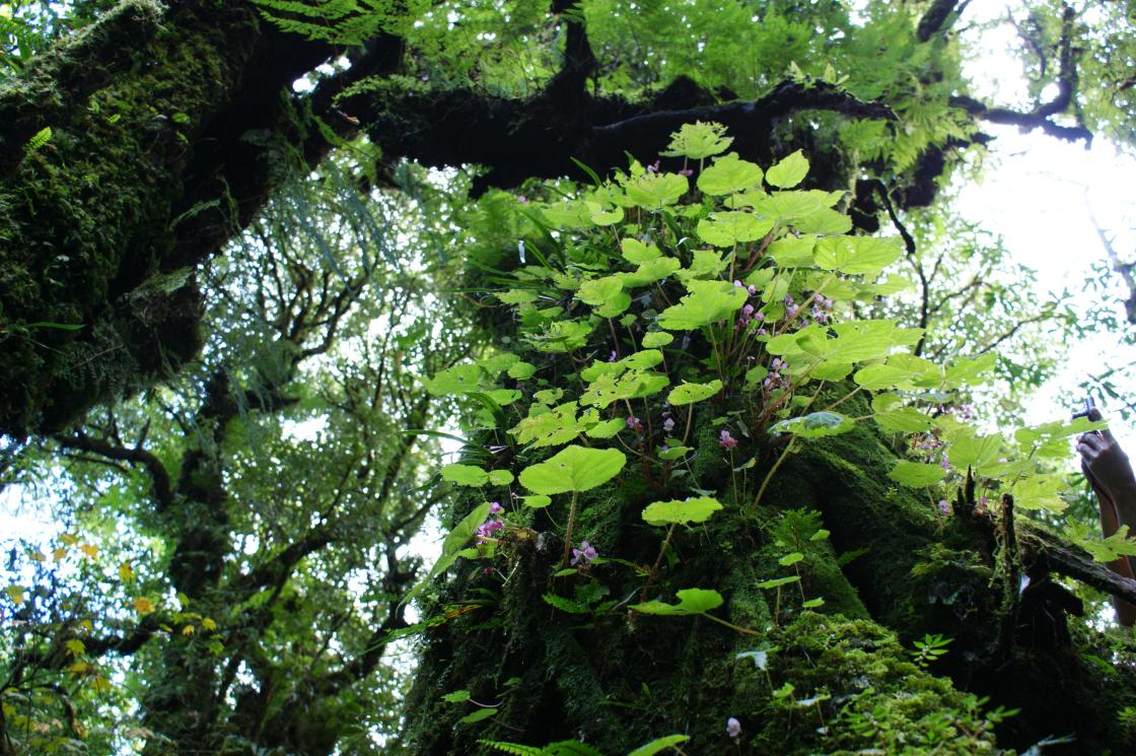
[641,497,723,526]
[519,445,627,494]
[887,461,946,488]
[765,150,809,188]
[631,588,724,615]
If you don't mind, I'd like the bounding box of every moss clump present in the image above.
[0,2,260,434]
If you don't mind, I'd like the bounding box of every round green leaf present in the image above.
[641,496,723,526]
[765,150,809,188]
[488,469,515,486]
[630,587,724,616]
[667,379,723,406]
[660,121,733,159]
[441,464,490,487]
[641,331,674,348]
[696,152,763,195]
[519,445,627,494]
[888,460,947,488]
[769,411,855,438]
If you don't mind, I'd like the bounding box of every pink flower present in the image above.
[937,499,951,516]
[663,417,675,433]
[571,541,598,566]
[726,717,741,738]
[719,430,738,449]
[489,501,503,514]
[626,416,644,432]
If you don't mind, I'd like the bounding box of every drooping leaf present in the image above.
[404,502,493,605]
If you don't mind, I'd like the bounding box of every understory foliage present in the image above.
[401,123,1130,753]
[0,155,471,753]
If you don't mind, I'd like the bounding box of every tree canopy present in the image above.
[3,1,1136,754]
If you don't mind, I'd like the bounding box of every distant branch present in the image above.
[950,4,1091,145]
[1086,204,1136,325]
[53,432,174,510]
[917,0,961,42]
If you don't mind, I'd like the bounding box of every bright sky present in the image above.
[954,0,1136,453]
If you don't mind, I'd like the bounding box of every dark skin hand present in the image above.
[1076,407,1136,627]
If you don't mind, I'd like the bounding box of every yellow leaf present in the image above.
[79,544,99,559]
[67,661,91,674]
[5,585,25,605]
[53,548,68,561]
[64,639,85,657]
[60,533,80,546]
[201,617,217,632]
[29,550,46,562]
[91,676,111,694]
[118,562,135,583]
[79,619,94,634]
[181,624,195,636]
[132,596,155,615]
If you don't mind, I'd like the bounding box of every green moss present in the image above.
[0,2,260,434]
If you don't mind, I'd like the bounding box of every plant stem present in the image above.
[641,523,677,599]
[680,403,694,446]
[753,438,796,509]
[700,611,761,636]
[561,490,580,566]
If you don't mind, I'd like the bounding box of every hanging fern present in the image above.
[250,0,425,45]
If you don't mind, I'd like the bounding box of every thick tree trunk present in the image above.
[0,1,330,436]
[402,400,1136,754]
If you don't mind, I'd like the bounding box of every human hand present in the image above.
[1077,408,1136,498]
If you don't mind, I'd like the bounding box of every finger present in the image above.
[1077,443,1098,461]
[1088,407,1102,422]
[1079,433,1104,451]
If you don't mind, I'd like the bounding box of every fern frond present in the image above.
[478,740,544,756]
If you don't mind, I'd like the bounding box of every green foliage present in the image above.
[640,497,723,526]
[630,587,724,616]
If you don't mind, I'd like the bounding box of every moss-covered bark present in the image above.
[0,1,330,435]
[401,401,1136,754]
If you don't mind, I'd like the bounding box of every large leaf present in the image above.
[769,411,855,439]
[641,497,723,526]
[628,735,691,756]
[696,211,774,247]
[404,502,492,605]
[657,280,748,330]
[765,150,809,188]
[814,236,903,275]
[697,152,763,195]
[441,464,490,487]
[888,461,946,488]
[947,433,1003,473]
[667,379,723,406]
[660,121,732,159]
[519,445,627,494]
[631,588,724,616]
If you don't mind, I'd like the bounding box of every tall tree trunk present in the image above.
[0,1,330,435]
